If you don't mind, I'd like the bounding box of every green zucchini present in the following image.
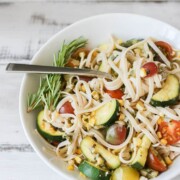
[150,74,179,107]
[111,166,139,180]
[80,136,120,169]
[94,100,120,126]
[37,111,66,142]
[121,38,143,48]
[78,161,110,180]
[131,136,151,170]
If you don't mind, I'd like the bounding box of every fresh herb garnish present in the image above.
[27,37,87,112]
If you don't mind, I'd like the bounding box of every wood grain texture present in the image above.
[0,1,180,180]
[0,1,180,64]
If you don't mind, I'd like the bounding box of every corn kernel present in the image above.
[134,48,141,55]
[157,117,163,124]
[92,91,100,100]
[75,148,82,155]
[112,149,120,154]
[67,165,74,171]
[75,156,82,164]
[157,131,162,139]
[136,100,144,111]
[160,139,167,145]
[164,156,172,165]
[81,85,86,92]
[89,117,95,126]
[91,111,95,116]
[119,114,125,121]
[96,157,104,165]
[118,100,124,106]
[140,68,147,78]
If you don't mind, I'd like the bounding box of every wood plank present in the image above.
[0,1,178,3]
[0,152,61,180]
[0,2,180,63]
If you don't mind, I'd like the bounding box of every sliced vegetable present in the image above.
[111,166,139,180]
[78,161,110,180]
[105,89,124,99]
[80,136,121,169]
[158,120,180,145]
[131,136,151,170]
[155,41,173,61]
[147,147,167,172]
[37,111,66,142]
[140,168,159,179]
[121,38,143,48]
[106,124,127,145]
[150,74,179,107]
[140,62,158,78]
[94,100,120,126]
[59,101,74,114]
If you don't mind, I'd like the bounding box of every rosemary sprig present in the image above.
[27,37,87,112]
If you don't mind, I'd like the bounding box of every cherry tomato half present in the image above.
[141,62,158,78]
[158,120,180,145]
[147,147,167,172]
[51,141,60,147]
[59,101,74,114]
[105,89,124,99]
[155,41,173,61]
[79,76,93,82]
[106,124,127,145]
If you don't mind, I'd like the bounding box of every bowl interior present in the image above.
[19,13,180,180]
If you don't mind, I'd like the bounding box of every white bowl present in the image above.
[19,13,180,180]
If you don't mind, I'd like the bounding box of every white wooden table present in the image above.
[1,0,180,179]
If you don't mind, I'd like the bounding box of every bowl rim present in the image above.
[19,13,180,180]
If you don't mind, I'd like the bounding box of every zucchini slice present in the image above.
[37,111,66,142]
[94,100,120,126]
[80,136,120,169]
[150,74,179,107]
[78,161,110,180]
[111,166,139,180]
[131,136,151,170]
[121,38,143,48]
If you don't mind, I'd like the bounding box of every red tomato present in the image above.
[51,141,59,147]
[155,41,173,61]
[59,101,74,114]
[147,147,167,172]
[106,124,127,145]
[141,62,158,78]
[79,76,93,82]
[158,120,180,145]
[105,89,124,99]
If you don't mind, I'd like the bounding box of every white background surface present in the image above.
[0,0,180,180]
